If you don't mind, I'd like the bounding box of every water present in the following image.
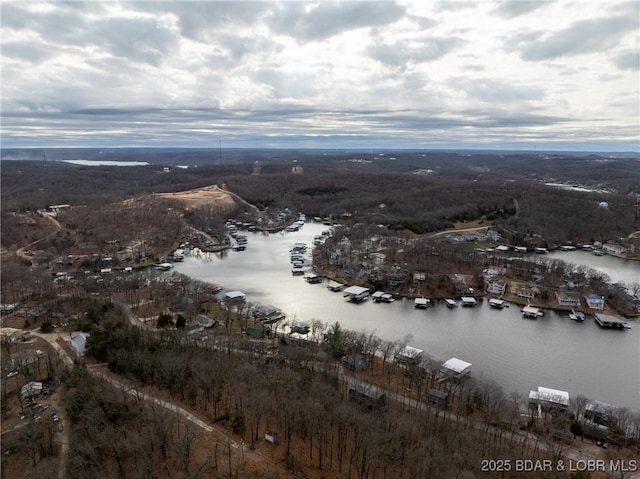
[544,250,639,288]
[175,223,640,410]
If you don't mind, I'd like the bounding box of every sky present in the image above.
[1,0,639,151]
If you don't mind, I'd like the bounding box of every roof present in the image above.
[442,358,472,374]
[584,293,604,300]
[71,333,88,355]
[21,381,43,398]
[343,286,369,296]
[225,291,246,300]
[399,346,424,360]
[529,386,570,406]
[414,297,429,305]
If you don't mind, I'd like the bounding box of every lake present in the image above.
[174,223,640,411]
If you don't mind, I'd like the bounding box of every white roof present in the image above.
[225,291,246,299]
[343,286,369,295]
[522,305,540,314]
[399,346,424,359]
[442,358,472,374]
[414,298,429,305]
[529,386,570,406]
[461,296,476,303]
[372,291,385,298]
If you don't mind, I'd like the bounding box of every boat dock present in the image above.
[522,305,544,318]
[444,298,458,308]
[594,313,630,329]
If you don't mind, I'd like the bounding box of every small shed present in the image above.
[428,389,448,406]
[349,383,386,411]
[342,354,366,371]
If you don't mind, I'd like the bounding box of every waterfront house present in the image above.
[584,293,605,310]
[290,321,310,335]
[441,358,472,380]
[585,400,618,427]
[515,288,537,300]
[245,323,266,339]
[396,346,424,366]
[528,386,570,415]
[487,280,507,295]
[556,290,581,308]
[224,291,246,305]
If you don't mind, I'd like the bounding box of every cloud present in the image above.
[267,2,406,42]
[492,0,550,19]
[368,37,465,69]
[448,78,545,104]
[1,40,55,64]
[613,51,640,71]
[512,14,639,61]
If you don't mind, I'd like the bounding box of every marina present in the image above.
[174,222,640,410]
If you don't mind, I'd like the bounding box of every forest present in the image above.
[1,149,639,478]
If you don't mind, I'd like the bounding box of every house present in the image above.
[21,381,43,400]
[428,389,448,406]
[348,383,386,411]
[245,323,266,339]
[441,358,472,380]
[455,285,474,296]
[195,315,218,328]
[556,290,581,308]
[487,280,507,295]
[290,321,310,335]
[528,386,569,414]
[224,291,246,305]
[584,400,618,427]
[515,288,536,300]
[584,293,605,310]
[396,346,424,366]
[71,333,88,356]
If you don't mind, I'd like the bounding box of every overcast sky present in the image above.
[1,1,639,151]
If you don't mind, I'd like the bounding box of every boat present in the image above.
[304,273,324,284]
[444,298,458,308]
[521,305,544,319]
[327,283,345,292]
[460,297,477,307]
[569,309,585,321]
[372,291,396,303]
[414,297,430,309]
[488,298,506,309]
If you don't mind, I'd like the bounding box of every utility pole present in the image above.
[219,139,222,166]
